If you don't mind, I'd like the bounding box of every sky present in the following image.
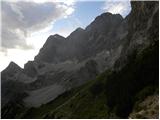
[0,0,131,71]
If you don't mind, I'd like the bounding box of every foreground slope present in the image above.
[20,39,158,119]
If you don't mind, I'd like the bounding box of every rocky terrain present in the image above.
[1,1,159,119]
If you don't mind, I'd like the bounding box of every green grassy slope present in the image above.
[21,70,115,119]
[20,40,158,119]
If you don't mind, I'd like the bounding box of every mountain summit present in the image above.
[35,12,126,64]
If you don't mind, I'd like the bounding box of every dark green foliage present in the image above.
[47,82,110,119]
[133,85,158,112]
[105,41,159,118]
[2,40,158,119]
[90,81,104,96]
[89,70,111,97]
[20,85,86,118]
[135,86,158,102]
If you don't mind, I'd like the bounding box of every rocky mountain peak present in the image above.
[75,27,84,32]
[52,34,65,39]
[95,12,123,20]
[86,12,123,34]
[34,33,66,63]
[68,27,85,36]
[67,27,86,41]
[3,61,22,73]
[45,34,65,45]
[24,61,37,78]
[34,11,128,64]
[1,61,23,83]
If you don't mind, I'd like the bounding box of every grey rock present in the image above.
[2,1,158,108]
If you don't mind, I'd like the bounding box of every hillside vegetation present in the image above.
[19,40,158,119]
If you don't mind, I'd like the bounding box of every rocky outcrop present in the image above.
[34,34,66,63]
[1,80,27,108]
[114,1,159,70]
[24,61,37,78]
[1,62,23,82]
[129,95,159,119]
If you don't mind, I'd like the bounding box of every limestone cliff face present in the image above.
[34,13,126,64]
[129,1,158,32]
[1,1,159,115]
[114,1,159,70]
[34,34,66,63]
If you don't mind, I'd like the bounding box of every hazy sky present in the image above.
[0,0,131,71]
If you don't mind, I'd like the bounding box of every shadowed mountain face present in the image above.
[1,1,159,119]
[2,12,127,108]
[34,13,125,63]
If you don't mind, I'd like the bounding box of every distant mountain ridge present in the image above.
[2,11,128,109]
[34,12,125,63]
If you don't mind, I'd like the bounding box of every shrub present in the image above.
[90,81,104,96]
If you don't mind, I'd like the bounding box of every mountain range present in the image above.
[1,1,159,119]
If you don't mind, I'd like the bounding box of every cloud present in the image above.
[4,0,75,5]
[1,0,75,49]
[103,0,131,17]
